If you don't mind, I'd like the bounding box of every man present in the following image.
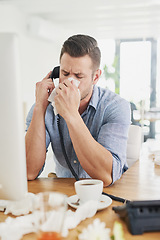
[25,34,131,187]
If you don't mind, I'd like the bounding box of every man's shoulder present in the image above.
[95,86,129,108]
[94,86,131,123]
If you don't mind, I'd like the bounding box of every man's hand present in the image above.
[35,71,55,112]
[54,79,80,120]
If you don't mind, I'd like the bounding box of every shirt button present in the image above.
[74,160,77,164]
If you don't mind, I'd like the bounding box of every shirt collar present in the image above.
[81,85,99,117]
[88,85,99,110]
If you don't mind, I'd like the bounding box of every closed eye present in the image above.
[76,76,83,79]
[75,74,84,79]
[62,70,69,77]
[63,73,69,76]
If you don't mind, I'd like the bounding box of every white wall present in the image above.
[0,4,62,114]
[20,36,61,112]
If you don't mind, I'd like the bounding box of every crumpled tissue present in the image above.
[48,77,80,115]
[0,212,39,240]
[0,193,36,216]
[62,200,98,237]
[0,193,98,240]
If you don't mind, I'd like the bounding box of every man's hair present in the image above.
[60,34,101,71]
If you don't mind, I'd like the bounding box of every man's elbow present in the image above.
[27,172,37,181]
[103,174,112,187]
[27,168,39,181]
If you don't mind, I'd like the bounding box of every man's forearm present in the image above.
[25,105,46,180]
[65,113,113,187]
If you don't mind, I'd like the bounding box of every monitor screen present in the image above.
[0,33,28,200]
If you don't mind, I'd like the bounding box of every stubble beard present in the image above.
[80,73,95,101]
[80,84,94,101]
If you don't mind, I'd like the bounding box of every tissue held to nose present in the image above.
[48,77,80,116]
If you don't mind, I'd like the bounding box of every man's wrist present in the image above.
[65,111,81,126]
[34,102,47,116]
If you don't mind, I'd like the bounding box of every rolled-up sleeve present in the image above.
[25,104,51,149]
[97,99,131,183]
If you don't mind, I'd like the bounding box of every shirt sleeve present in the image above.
[97,98,131,184]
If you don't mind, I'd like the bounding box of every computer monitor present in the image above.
[0,33,28,200]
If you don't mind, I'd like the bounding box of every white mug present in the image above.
[74,179,103,204]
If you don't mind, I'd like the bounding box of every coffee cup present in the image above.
[74,179,103,204]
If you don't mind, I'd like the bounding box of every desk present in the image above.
[1,157,160,239]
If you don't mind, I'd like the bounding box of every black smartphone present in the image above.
[50,66,60,80]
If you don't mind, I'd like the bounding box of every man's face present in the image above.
[60,53,96,101]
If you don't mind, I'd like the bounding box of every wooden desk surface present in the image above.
[1,157,160,239]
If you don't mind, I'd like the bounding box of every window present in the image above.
[98,39,115,90]
[120,41,151,109]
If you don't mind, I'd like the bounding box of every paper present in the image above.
[0,194,98,240]
[0,193,36,216]
[0,212,40,240]
[48,77,80,115]
[62,200,98,237]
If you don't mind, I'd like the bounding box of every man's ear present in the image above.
[93,69,102,85]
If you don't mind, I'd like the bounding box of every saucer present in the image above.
[67,194,112,211]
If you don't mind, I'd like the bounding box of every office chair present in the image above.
[130,102,141,126]
[126,125,142,168]
[130,101,150,142]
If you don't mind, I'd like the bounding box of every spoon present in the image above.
[71,198,80,206]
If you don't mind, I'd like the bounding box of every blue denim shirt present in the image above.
[26,85,131,183]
